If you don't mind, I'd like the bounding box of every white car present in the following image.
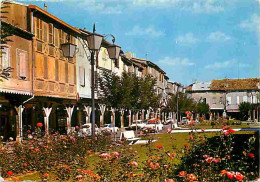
[144,118,163,133]
[130,120,146,129]
[101,124,119,133]
[81,123,100,136]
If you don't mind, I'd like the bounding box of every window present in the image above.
[16,49,28,80]
[44,56,48,79]
[79,66,85,87]
[212,97,216,104]
[0,46,11,73]
[227,97,231,105]
[243,96,247,102]
[36,18,43,40]
[48,23,53,44]
[220,97,223,104]
[55,59,59,81]
[236,96,240,104]
[59,29,65,45]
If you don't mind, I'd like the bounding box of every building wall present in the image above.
[76,38,91,99]
[0,3,32,95]
[0,35,33,95]
[32,13,77,99]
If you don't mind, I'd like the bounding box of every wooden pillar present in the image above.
[43,107,52,135]
[120,108,125,129]
[99,104,106,127]
[65,106,74,134]
[14,105,24,142]
[128,110,132,127]
[83,105,91,124]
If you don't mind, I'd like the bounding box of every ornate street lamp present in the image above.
[61,24,120,138]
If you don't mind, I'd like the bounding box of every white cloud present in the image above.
[205,60,249,69]
[158,57,195,66]
[176,33,199,45]
[133,0,227,14]
[207,31,231,42]
[239,14,260,32]
[125,25,165,37]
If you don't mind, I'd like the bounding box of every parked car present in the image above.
[179,117,188,125]
[163,118,173,125]
[80,123,100,136]
[144,118,163,133]
[130,120,146,130]
[101,124,119,133]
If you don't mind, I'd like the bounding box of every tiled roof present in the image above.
[210,78,260,91]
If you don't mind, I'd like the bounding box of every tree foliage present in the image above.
[239,102,252,121]
[168,93,196,114]
[196,101,210,115]
[97,71,161,112]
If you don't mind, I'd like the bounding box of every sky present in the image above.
[18,0,260,85]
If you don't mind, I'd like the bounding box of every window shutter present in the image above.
[65,62,68,83]
[74,65,76,84]
[43,23,47,42]
[55,59,59,81]
[44,56,48,79]
[54,28,58,47]
[1,46,10,70]
[79,66,85,86]
[17,49,27,79]
[48,23,53,44]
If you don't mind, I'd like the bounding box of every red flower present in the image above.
[156,145,163,149]
[86,170,93,174]
[223,131,230,136]
[189,135,194,140]
[27,129,31,133]
[189,120,195,125]
[235,172,244,181]
[228,129,235,134]
[178,171,186,177]
[167,128,172,133]
[37,123,43,127]
[44,173,49,178]
[7,171,13,176]
[227,171,235,180]
[154,163,160,169]
[220,170,227,175]
[203,155,210,159]
[248,153,255,158]
[187,174,198,181]
[24,162,28,166]
[222,126,230,130]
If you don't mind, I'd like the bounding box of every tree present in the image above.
[196,101,209,116]
[239,102,252,121]
[0,0,14,81]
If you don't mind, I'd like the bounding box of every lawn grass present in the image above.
[16,130,256,181]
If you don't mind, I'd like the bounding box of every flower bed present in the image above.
[0,124,259,181]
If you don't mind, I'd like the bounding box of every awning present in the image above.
[0,88,32,96]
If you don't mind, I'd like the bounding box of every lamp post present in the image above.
[61,24,120,138]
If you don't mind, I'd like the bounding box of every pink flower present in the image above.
[167,128,172,133]
[166,179,175,182]
[203,155,210,159]
[222,126,230,130]
[213,158,220,163]
[201,128,205,132]
[130,161,138,167]
[112,151,120,157]
[75,126,79,129]
[205,157,213,164]
[187,174,198,181]
[99,152,111,159]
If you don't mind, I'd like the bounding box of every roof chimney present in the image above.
[44,3,47,11]
[125,51,132,59]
